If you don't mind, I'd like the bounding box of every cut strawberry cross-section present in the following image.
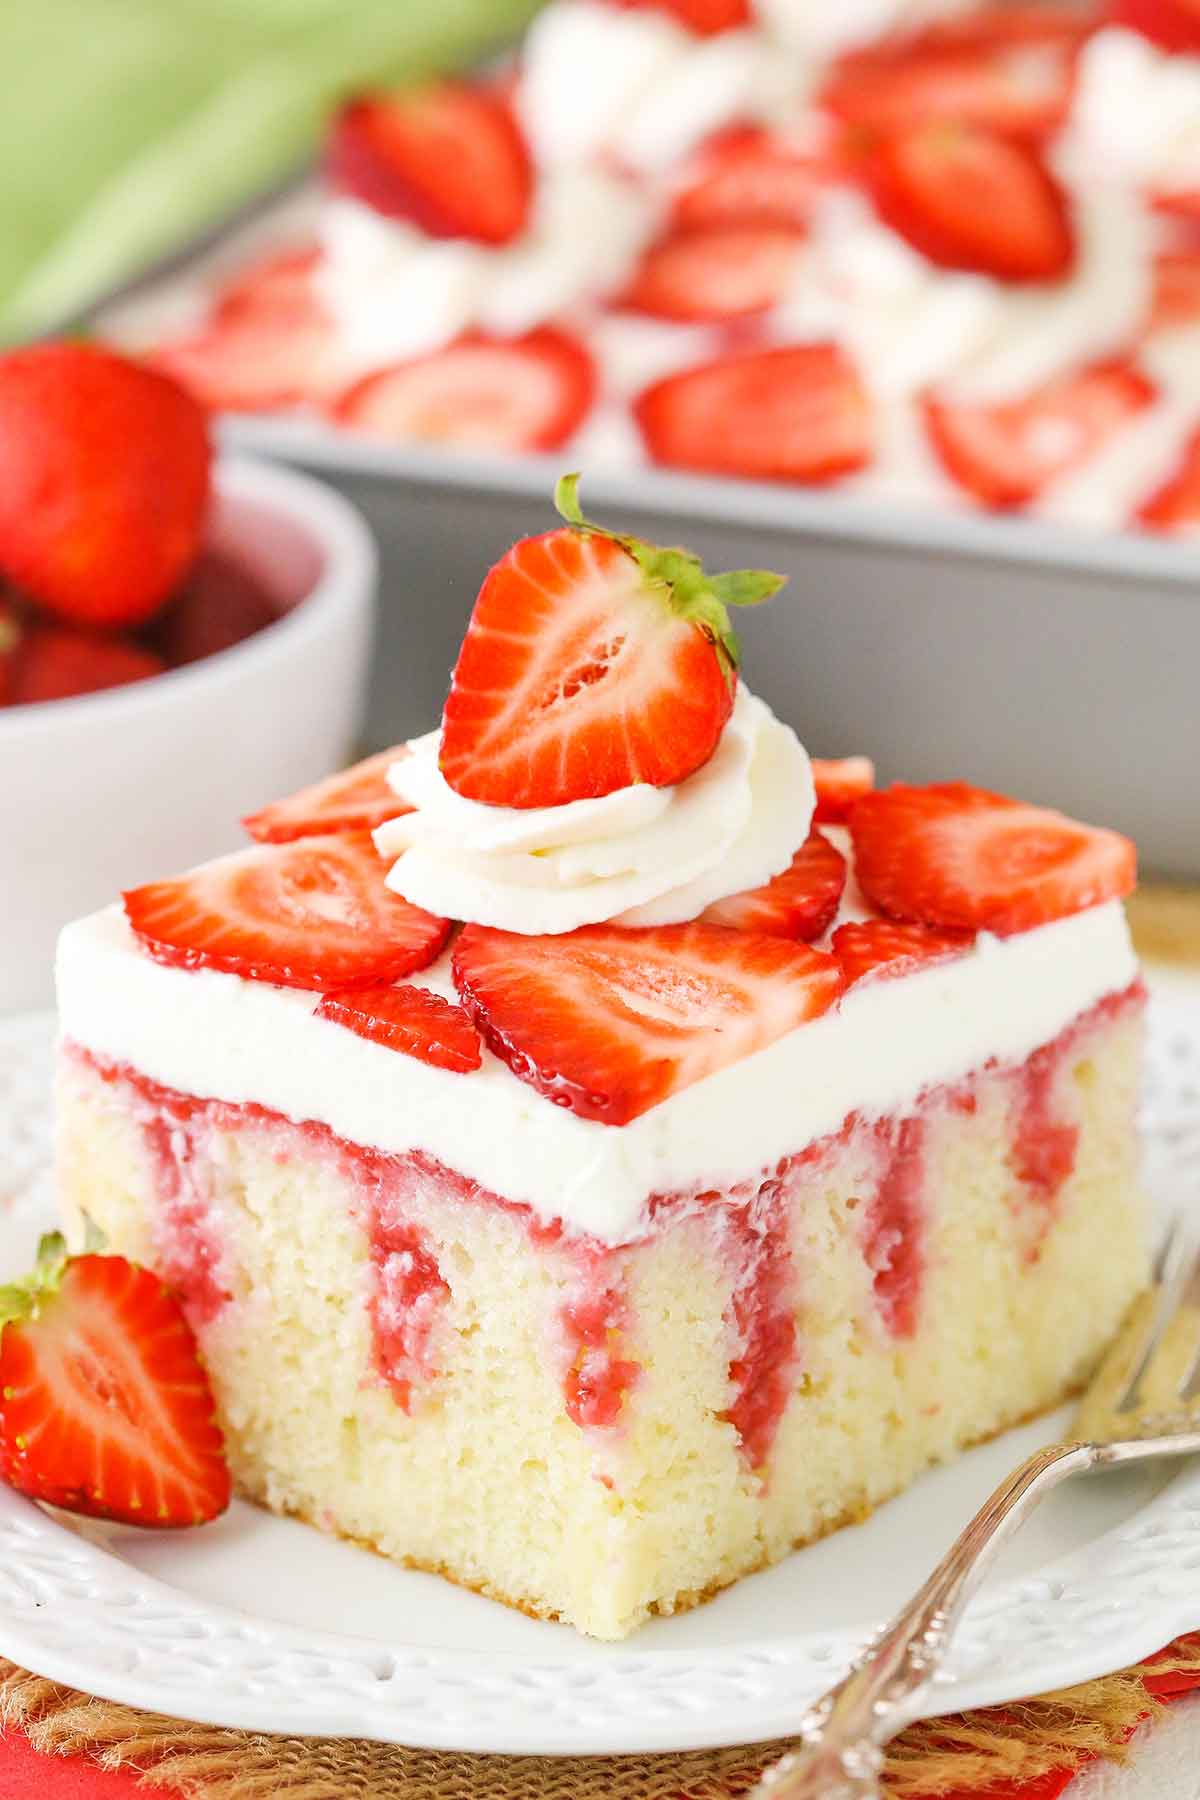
[0,1235,231,1528]
[452,921,844,1124]
[316,983,482,1072]
[924,361,1157,509]
[865,122,1075,282]
[702,830,846,939]
[1137,426,1200,532]
[212,246,323,327]
[833,917,975,987]
[670,128,831,232]
[331,330,595,453]
[243,747,413,843]
[812,755,876,823]
[820,10,1087,140]
[327,83,533,245]
[635,344,872,485]
[124,833,450,991]
[437,473,785,808]
[849,782,1137,935]
[621,224,808,322]
[1148,249,1200,331]
[150,286,342,414]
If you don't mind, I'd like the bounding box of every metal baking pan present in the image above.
[84,195,1200,878]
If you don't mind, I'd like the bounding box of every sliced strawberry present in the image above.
[702,830,846,939]
[1111,0,1200,52]
[438,474,783,807]
[1137,426,1200,532]
[832,917,975,987]
[621,225,807,322]
[316,983,481,1071]
[848,782,1137,936]
[1152,189,1200,235]
[327,84,532,246]
[123,833,450,991]
[635,344,872,485]
[331,330,595,453]
[243,747,413,843]
[452,921,844,1124]
[1149,249,1200,331]
[604,0,752,31]
[866,123,1074,282]
[813,755,876,824]
[212,246,322,326]
[0,343,211,630]
[0,1235,230,1528]
[150,549,281,668]
[150,287,341,413]
[822,30,1081,139]
[902,6,1098,53]
[670,128,831,232]
[10,624,164,704]
[924,360,1156,508]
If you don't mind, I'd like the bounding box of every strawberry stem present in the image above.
[553,473,786,681]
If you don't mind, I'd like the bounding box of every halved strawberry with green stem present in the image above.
[849,782,1136,936]
[316,983,481,1072]
[327,83,533,246]
[865,122,1075,282]
[243,747,413,843]
[438,474,785,808]
[124,833,450,991]
[702,830,846,939]
[452,921,844,1124]
[0,1235,230,1527]
[813,755,876,823]
[833,917,975,986]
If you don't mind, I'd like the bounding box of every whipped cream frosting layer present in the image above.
[375,685,815,934]
[57,896,1137,1248]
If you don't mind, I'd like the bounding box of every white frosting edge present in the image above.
[56,896,1138,1248]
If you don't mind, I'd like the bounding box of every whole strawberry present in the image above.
[0,1233,231,1528]
[0,343,212,628]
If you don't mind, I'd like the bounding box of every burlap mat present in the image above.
[4,1639,1200,1798]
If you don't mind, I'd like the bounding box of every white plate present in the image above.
[0,985,1198,1757]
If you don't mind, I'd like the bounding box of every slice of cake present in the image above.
[54,483,1147,1640]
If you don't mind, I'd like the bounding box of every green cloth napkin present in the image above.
[0,0,543,342]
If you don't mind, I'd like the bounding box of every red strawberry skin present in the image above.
[0,344,211,629]
[924,361,1156,508]
[453,922,844,1124]
[607,0,752,33]
[124,834,450,991]
[0,598,19,705]
[327,85,533,246]
[439,528,734,807]
[813,755,876,823]
[316,983,482,1072]
[10,625,164,705]
[849,782,1137,936]
[621,225,807,322]
[331,331,595,453]
[635,344,872,485]
[866,124,1075,282]
[702,830,846,939]
[0,1247,230,1528]
[243,747,413,843]
[149,550,281,668]
[833,917,975,987]
[1112,0,1200,51]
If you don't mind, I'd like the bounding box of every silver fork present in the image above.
[748,1219,1200,1800]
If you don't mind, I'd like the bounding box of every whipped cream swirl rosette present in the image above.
[374,684,815,934]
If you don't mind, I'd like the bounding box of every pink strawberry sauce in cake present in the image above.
[67,973,1141,1471]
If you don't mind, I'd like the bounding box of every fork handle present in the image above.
[749,1441,1098,1800]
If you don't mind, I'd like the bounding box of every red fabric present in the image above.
[1,1645,1198,1800]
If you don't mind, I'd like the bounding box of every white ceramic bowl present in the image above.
[0,457,377,1013]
